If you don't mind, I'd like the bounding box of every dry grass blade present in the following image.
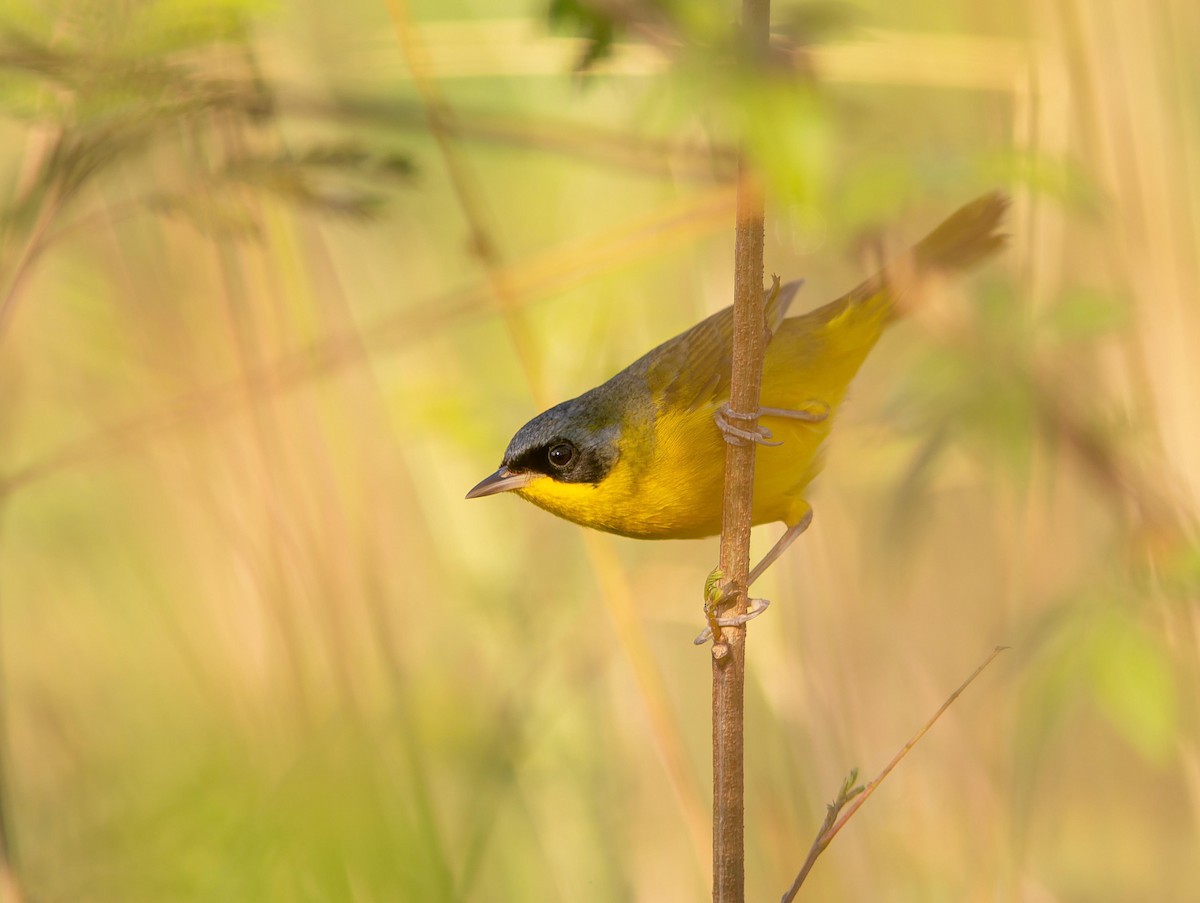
[0,183,735,499]
[384,0,714,881]
[781,646,1009,901]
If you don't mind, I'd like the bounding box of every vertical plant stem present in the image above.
[713,0,772,900]
[385,0,713,887]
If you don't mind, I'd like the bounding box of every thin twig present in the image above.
[712,0,773,898]
[780,645,1009,901]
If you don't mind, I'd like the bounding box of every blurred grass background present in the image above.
[0,0,1198,900]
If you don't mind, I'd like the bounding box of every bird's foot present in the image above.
[713,405,781,447]
[694,567,771,645]
[713,401,831,448]
[693,598,771,646]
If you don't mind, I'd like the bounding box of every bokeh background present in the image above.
[1,0,1198,900]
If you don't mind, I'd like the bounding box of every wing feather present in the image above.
[643,280,804,412]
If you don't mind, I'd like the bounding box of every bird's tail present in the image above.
[866,190,1010,323]
[795,191,1009,352]
[912,191,1011,275]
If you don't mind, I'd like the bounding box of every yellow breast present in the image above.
[515,394,832,540]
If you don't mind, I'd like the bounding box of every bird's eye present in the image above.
[547,442,576,469]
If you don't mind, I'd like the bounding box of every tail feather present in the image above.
[793,191,1010,341]
[913,191,1011,274]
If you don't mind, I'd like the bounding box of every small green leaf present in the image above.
[1087,611,1178,764]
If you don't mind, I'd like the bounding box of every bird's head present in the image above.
[466,392,623,504]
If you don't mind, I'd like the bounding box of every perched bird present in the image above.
[468,193,1009,630]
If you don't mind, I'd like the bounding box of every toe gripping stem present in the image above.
[713,401,831,448]
[694,568,771,645]
[713,405,779,447]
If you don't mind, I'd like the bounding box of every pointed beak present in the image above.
[465,466,533,499]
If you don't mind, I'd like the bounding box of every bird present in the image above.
[467,193,1009,635]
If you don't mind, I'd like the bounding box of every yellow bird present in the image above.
[468,193,1008,624]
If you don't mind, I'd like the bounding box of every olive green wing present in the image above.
[643,280,804,413]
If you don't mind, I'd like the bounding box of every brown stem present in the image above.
[712,0,773,899]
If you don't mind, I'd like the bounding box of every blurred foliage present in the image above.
[0,0,1197,901]
[547,0,622,71]
[0,5,414,245]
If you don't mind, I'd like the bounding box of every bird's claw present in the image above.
[694,566,771,645]
[694,597,771,645]
[713,405,782,447]
[713,401,830,447]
